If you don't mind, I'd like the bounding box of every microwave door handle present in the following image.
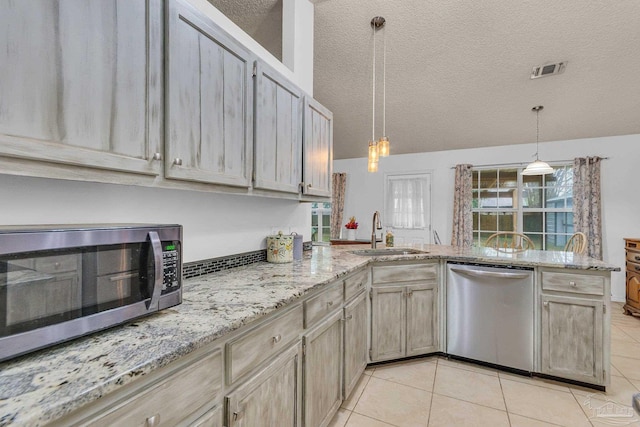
[147,231,163,310]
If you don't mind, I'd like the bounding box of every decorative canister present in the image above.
[266,231,294,263]
[291,232,303,260]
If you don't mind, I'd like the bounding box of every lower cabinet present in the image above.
[343,291,367,399]
[540,294,605,385]
[226,342,301,427]
[539,268,609,386]
[370,282,438,362]
[302,310,343,427]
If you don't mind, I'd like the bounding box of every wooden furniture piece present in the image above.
[565,232,587,254]
[485,232,535,252]
[624,238,640,316]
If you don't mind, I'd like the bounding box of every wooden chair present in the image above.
[485,232,535,252]
[564,232,587,254]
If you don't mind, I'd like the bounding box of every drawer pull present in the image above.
[327,301,334,309]
[145,414,160,427]
[345,314,353,321]
[233,409,244,421]
[636,266,640,272]
[569,281,577,286]
[635,255,640,261]
[272,334,282,344]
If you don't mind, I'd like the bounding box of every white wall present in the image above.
[334,133,640,302]
[0,175,311,263]
[187,0,314,94]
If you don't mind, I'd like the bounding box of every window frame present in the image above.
[471,164,573,250]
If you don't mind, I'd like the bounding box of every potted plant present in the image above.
[345,216,358,240]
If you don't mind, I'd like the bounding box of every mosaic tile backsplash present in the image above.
[183,242,313,279]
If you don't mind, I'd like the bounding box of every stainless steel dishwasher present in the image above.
[446,262,534,372]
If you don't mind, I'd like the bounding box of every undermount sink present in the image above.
[349,248,428,256]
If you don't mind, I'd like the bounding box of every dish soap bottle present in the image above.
[385,229,394,247]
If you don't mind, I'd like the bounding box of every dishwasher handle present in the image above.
[450,267,531,280]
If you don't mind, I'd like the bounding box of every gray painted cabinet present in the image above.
[226,342,301,427]
[302,97,333,198]
[343,291,368,399]
[370,262,440,362]
[166,0,253,187]
[254,61,304,194]
[540,295,605,384]
[0,0,163,175]
[303,309,343,427]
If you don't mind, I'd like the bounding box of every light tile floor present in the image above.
[329,302,640,427]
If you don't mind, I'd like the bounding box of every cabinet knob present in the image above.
[345,314,353,321]
[173,158,183,166]
[145,414,160,427]
[326,301,334,309]
[543,301,549,307]
[272,334,282,344]
[152,152,162,161]
[569,281,577,286]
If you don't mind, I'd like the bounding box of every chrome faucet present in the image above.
[371,211,383,248]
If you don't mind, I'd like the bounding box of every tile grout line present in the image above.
[496,372,513,427]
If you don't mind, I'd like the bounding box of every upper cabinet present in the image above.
[165,0,253,188]
[253,62,303,194]
[302,97,333,198]
[0,0,163,175]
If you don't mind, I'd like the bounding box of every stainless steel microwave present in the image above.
[0,224,182,362]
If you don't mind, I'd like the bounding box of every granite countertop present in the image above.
[0,245,619,426]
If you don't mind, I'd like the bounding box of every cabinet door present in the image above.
[254,61,303,194]
[371,286,406,362]
[303,310,343,427]
[0,0,163,175]
[166,0,252,187]
[226,342,301,427]
[302,97,333,198]
[540,295,604,384]
[626,273,640,308]
[406,283,439,356]
[343,292,367,400]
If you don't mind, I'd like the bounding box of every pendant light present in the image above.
[367,16,386,173]
[522,105,554,176]
[378,17,390,157]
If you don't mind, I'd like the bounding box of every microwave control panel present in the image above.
[162,242,180,293]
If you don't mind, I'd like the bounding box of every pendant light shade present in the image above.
[522,159,554,175]
[378,136,390,157]
[522,105,553,176]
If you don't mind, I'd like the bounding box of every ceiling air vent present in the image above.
[530,61,567,79]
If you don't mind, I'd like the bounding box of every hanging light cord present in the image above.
[372,25,376,142]
[382,25,386,137]
[535,108,540,160]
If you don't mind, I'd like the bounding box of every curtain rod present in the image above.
[450,157,610,169]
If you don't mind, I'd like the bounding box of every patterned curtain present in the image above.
[331,173,347,239]
[451,164,473,247]
[573,157,602,259]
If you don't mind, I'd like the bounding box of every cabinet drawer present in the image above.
[626,261,640,274]
[344,269,368,302]
[226,305,303,384]
[626,240,640,251]
[372,263,437,285]
[35,255,79,274]
[541,271,604,296]
[90,350,222,427]
[304,281,343,328]
[626,251,640,265]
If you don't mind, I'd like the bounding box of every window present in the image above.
[385,173,430,229]
[472,165,573,250]
[311,202,331,243]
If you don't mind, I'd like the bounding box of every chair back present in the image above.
[485,232,535,252]
[565,232,587,254]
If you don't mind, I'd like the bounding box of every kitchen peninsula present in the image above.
[0,245,619,426]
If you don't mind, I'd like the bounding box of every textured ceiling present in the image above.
[313,1,640,159]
